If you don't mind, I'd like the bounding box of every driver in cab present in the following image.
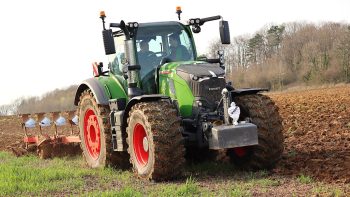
[137,40,157,76]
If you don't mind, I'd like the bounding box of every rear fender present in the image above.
[74,78,109,106]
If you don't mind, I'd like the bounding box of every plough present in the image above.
[20,111,81,158]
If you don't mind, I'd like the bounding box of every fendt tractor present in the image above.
[74,8,283,180]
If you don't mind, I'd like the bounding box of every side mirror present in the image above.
[102,29,116,55]
[219,21,231,44]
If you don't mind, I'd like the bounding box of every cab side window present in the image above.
[109,35,126,75]
[179,31,194,60]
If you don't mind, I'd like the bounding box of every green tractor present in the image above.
[74,10,284,181]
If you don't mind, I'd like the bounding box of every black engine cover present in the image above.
[176,63,226,110]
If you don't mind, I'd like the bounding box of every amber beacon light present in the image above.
[100,11,106,18]
[176,6,182,20]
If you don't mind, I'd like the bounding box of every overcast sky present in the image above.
[0,0,349,105]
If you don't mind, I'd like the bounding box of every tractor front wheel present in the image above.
[228,94,284,170]
[127,101,185,181]
[78,89,129,169]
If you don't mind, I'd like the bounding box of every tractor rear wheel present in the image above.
[127,101,185,181]
[228,94,284,170]
[78,89,129,169]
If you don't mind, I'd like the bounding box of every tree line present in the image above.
[209,22,350,90]
[0,86,77,115]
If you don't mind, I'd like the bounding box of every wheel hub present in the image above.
[133,123,149,167]
[143,137,149,152]
[83,109,101,160]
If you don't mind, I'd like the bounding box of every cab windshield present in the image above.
[135,22,196,77]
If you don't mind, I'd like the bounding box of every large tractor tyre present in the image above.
[228,94,284,170]
[77,90,130,169]
[127,101,185,181]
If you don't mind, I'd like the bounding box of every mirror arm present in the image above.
[199,15,222,25]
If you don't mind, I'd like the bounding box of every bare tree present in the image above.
[209,21,350,90]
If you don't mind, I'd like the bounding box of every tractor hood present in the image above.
[173,63,226,111]
[176,63,225,79]
[158,61,226,117]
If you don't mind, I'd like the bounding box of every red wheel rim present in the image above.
[133,123,149,167]
[83,109,101,160]
[233,147,247,157]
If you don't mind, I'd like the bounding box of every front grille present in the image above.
[190,77,226,108]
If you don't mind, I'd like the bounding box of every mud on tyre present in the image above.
[228,94,284,170]
[77,89,129,169]
[127,101,185,181]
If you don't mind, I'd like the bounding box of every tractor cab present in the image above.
[136,22,196,74]
[107,21,196,94]
[100,10,230,98]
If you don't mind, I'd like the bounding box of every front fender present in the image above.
[74,78,109,106]
[122,95,171,131]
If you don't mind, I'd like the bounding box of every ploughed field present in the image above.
[269,85,350,183]
[0,85,349,194]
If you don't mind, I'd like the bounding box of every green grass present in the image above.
[0,152,209,196]
[0,152,87,195]
[253,178,281,187]
[311,184,345,197]
[148,177,201,197]
[297,174,313,184]
[0,151,348,196]
[176,177,200,196]
[84,187,142,197]
[0,152,133,196]
[230,185,251,197]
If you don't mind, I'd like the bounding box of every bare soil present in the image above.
[0,115,23,151]
[0,85,349,188]
[269,85,350,184]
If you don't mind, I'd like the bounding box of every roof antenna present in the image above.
[176,6,182,20]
